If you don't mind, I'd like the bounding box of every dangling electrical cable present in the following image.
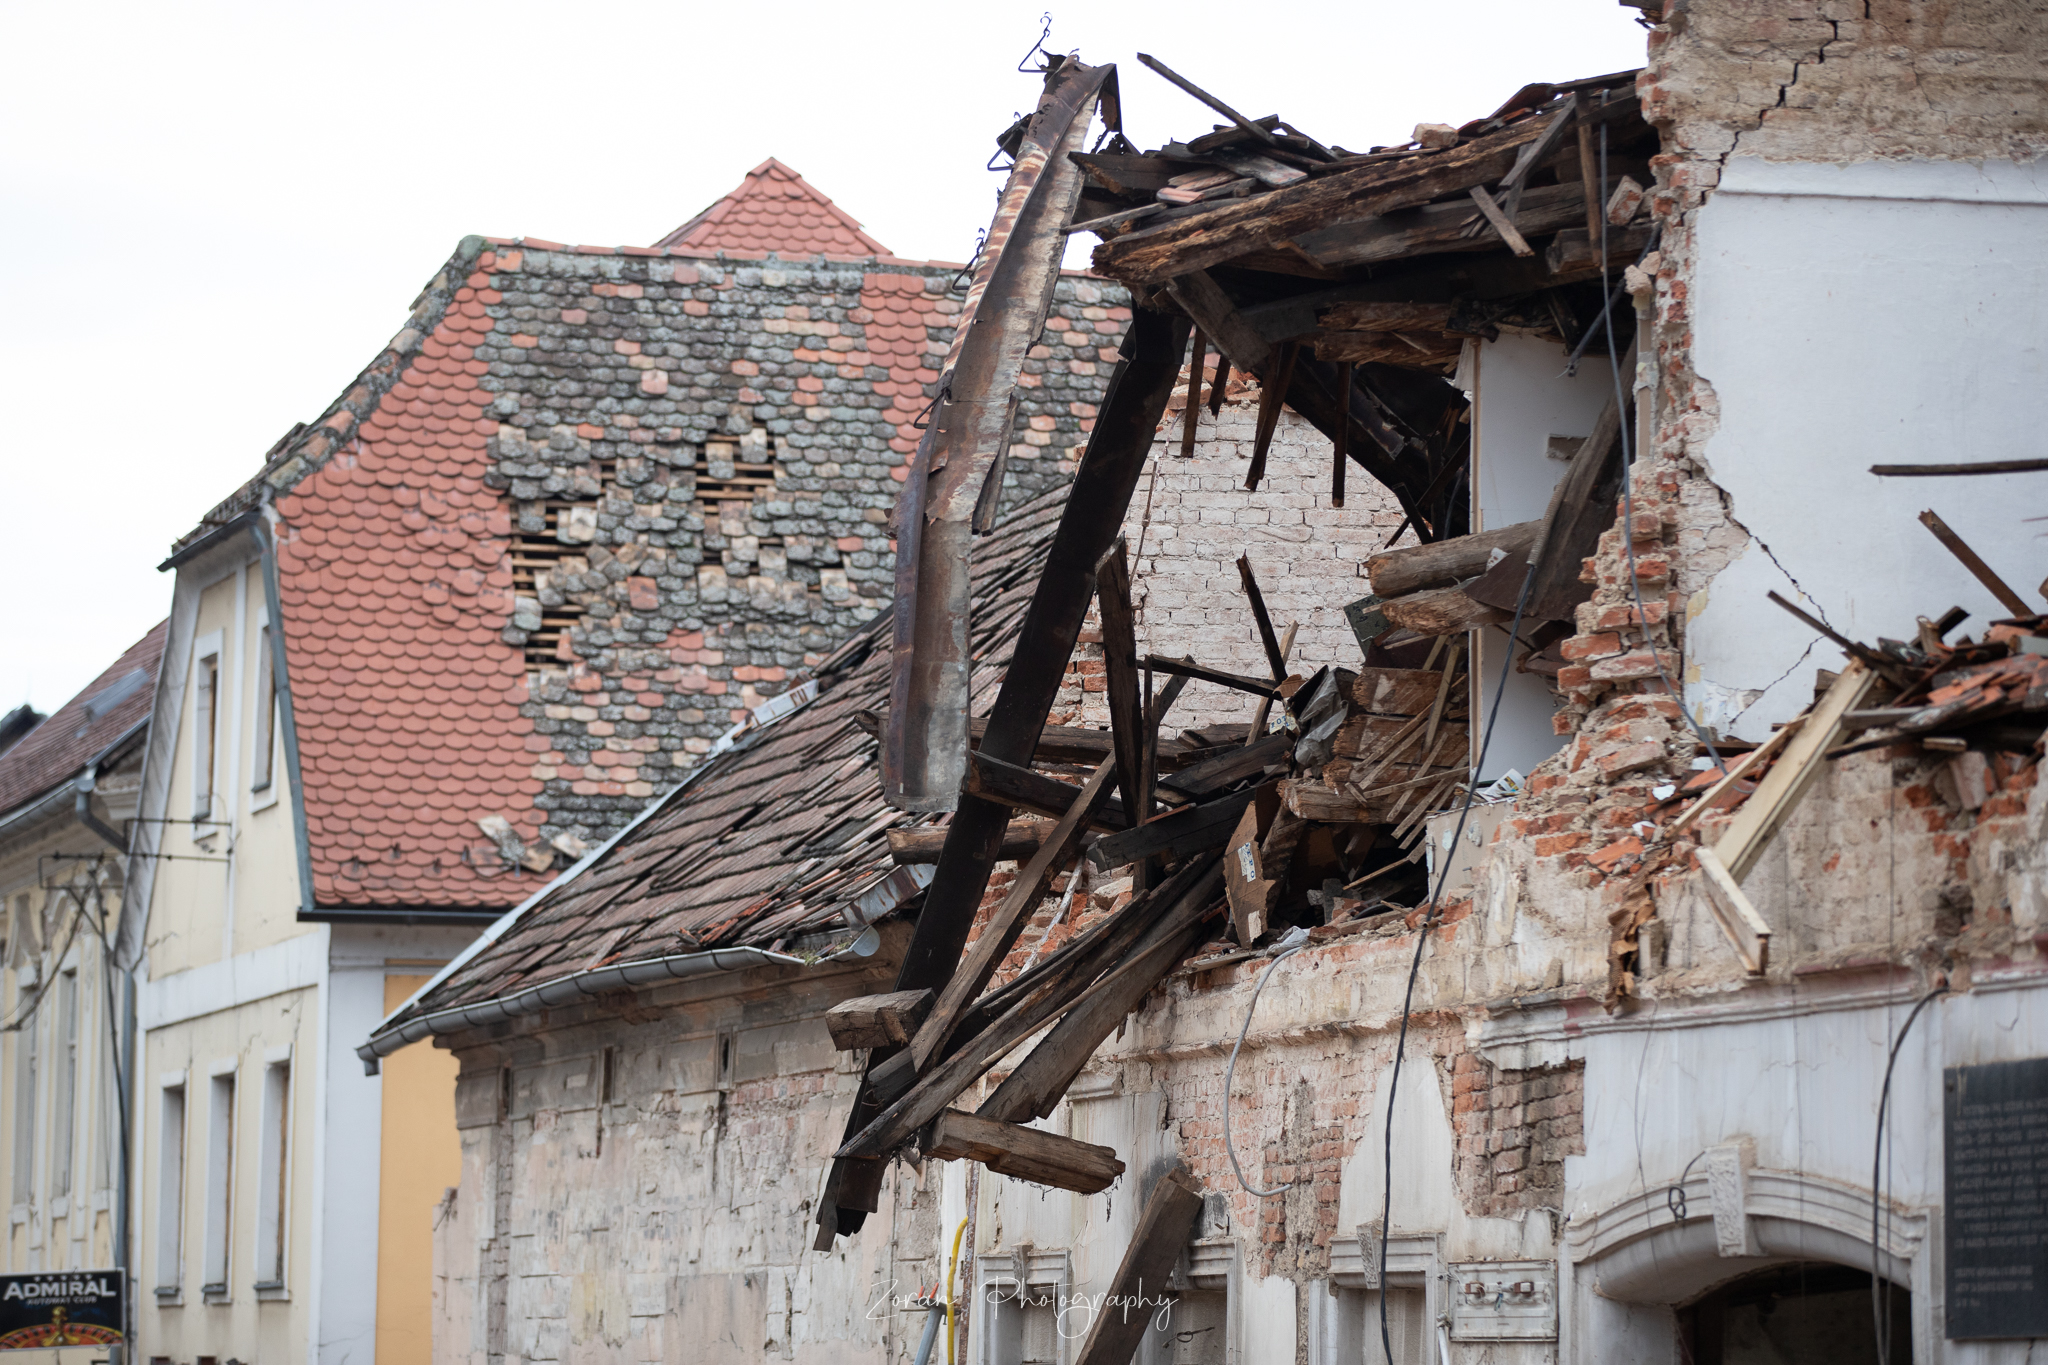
[1224,927,1311,1197]
[1872,985,1946,1362]
[1379,554,1537,1365]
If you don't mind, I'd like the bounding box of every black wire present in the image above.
[1872,985,1946,1363]
[1379,554,1537,1365]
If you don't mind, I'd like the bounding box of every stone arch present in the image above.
[1561,1160,1932,1365]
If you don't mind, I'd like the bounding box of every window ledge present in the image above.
[153,1287,183,1306]
[254,1281,290,1302]
[200,1284,231,1305]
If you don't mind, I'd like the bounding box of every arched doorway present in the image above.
[1677,1261,1912,1364]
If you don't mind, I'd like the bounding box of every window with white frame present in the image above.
[254,1052,290,1288]
[201,1066,235,1296]
[51,968,76,1200]
[251,619,277,794]
[191,633,222,821]
[155,1080,186,1295]
[10,1003,35,1206]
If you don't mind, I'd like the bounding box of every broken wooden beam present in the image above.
[1695,847,1772,976]
[1872,459,2048,477]
[1097,540,1151,831]
[1158,730,1292,799]
[825,990,935,1051]
[888,820,1050,865]
[1086,786,1260,870]
[981,857,1225,1123]
[1142,655,1284,699]
[1714,662,1877,883]
[912,757,1118,1070]
[1918,508,2034,617]
[920,1109,1127,1195]
[1467,185,1533,256]
[1377,584,1510,636]
[1366,519,1542,598]
[1521,389,1623,621]
[1180,331,1206,458]
[1247,341,1299,490]
[964,752,1131,830]
[1236,554,1288,682]
[1069,1165,1207,1365]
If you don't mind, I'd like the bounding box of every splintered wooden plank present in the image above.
[1695,847,1771,975]
[1523,390,1623,621]
[912,755,1118,1070]
[920,1110,1126,1194]
[1378,584,1510,636]
[1070,1165,1207,1365]
[1223,787,1282,945]
[1713,662,1876,882]
[1350,667,1448,718]
[1097,540,1150,828]
[825,990,935,1051]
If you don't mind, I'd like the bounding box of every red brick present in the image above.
[1561,632,1622,661]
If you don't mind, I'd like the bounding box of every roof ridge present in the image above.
[651,160,893,258]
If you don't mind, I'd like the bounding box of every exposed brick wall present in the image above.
[1452,1055,1585,1219]
[1052,390,1404,730]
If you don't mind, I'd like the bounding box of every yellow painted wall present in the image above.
[376,974,462,1365]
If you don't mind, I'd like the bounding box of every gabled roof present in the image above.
[652,158,893,257]
[365,484,1069,1050]
[0,623,167,823]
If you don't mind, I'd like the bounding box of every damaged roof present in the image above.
[364,482,1070,1050]
[0,622,167,824]
[163,160,1122,917]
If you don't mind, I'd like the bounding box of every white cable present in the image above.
[1223,926,1311,1197]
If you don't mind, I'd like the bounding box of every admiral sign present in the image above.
[0,1272,124,1350]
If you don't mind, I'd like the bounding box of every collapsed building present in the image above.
[366,6,2048,1363]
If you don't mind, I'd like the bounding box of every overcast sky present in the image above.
[0,0,1648,714]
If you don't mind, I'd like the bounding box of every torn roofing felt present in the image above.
[362,482,1072,1049]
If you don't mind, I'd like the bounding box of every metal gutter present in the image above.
[355,929,879,1071]
[0,719,149,846]
[251,517,320,921]
[158,509,261,572]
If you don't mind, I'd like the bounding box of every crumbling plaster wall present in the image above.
[433,954,953,1365]
[1578,0,2048,739]
[1478,0,2048,1015]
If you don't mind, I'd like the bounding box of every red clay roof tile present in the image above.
[652,159,892,258]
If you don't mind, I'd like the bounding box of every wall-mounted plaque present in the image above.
[1945,1056,2048,1339]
